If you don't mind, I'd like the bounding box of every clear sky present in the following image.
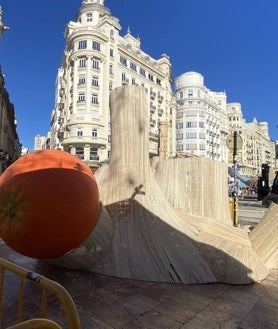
[1,0,278,150]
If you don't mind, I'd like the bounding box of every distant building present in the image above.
[0,70,21,173]
[34,135,47,151]
[38,1,276,175]
[175,71,228,162]
[50,0,176,169]
[0,6,9,37]
[174,71,276,176]
[21,146,29,155]
[0,6,20,173]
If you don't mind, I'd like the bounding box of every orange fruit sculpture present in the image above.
[0,149,100,259]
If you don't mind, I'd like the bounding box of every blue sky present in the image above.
[1,0,278,150]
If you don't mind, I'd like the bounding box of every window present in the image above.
[109,81,113,90]
[132,78,136,85]
[110,29,114,40]
[77,130,83,137]
[130,62,137,71]
[199,132,206,139]
[140,68,146,77]
[120,56,127,66]
[78,75,86,85]
[199,121,205,128]
[177,144,183,151]
[92,93,99,104]
[156,78,161,85]
[176,133,183,140]
[78,93,85,102]
[148,73,154,81]
[92,76,99,87]
[79,57,87,68]
[92,129,98,138]
[186,143,197,150]
[122,72,127,82]
[110,48,114,58]
[92,41,101,51]
[78,41,87,50]
[87,13,93,22]
[188,89,193,97]
[186,132,197,139]
[92,58,100,69]
[186,121,197,128]
[176,122,183,129]
[109,64,113,74]
[90,147,99,161]
[199,144,206,150]
[76,146,84,159]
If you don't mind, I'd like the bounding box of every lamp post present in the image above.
[226,131,243,226]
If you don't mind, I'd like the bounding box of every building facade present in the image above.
[175,71,276,177]
[45,1,276,175]
[0,69,21,173]
[50,0,176,168]
[34,134,47,151]
[175,71,228,162]
[0,7,20,173]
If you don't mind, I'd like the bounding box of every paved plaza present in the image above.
[1,234,277,329]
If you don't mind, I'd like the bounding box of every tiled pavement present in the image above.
[1,240,277,329]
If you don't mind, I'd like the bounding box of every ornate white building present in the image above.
[46,1,276,174]
[50,0,176,168]
[34,134,47,151]
[227,103,276,176]
[175,71,276,176]
[175,71,228,161]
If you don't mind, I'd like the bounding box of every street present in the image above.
[238,196,267,227]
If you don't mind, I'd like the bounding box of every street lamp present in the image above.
[226,131,243,226]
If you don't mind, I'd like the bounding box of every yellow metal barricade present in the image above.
[0,257,81,329]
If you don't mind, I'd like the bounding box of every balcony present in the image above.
[150,104,156,113]
[58,103,64,111]
[57,128,64,140]
[150,91,156,99]
[149,132,159,141]
[158,95,164,102]
[61,135,107,147]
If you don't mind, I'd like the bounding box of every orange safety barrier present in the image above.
[0,257,81,329]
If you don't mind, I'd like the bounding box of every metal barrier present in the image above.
[0,257,81,329]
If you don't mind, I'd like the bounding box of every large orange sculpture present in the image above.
[0,149,100,259]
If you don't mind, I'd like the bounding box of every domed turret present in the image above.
[77,0,110,25]
[175,71,204,89]
[82,0,104,4]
